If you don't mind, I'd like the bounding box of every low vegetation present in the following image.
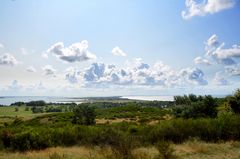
[0,89,240,158]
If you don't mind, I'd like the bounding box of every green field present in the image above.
[0,106,53,126]
[0,106,33,117]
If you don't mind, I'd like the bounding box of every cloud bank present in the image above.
[60,59,208,88]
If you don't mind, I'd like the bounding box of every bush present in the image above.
[172,95,217,119]
[31,106,44,113]
[9,130,51,151]
[15,107,19,112]
[72,105,96,125]
[154,141,177,159]
[10,102,25,106]
[25,107,29,111]
[228,89,240,114]
[46,107,62,112]
[26,100,46,107]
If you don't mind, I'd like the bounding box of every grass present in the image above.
[175,140,240,159]
[0,106,33,117]
[0,106,53,126]
[0,106,52,118]
[1,141,240,159]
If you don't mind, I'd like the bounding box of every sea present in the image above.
[121,96,174,101]
[0,96,174,106]
[0,96,85,106]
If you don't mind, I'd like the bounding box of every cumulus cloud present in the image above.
[194,56,211,65]
[213,72,229,85]
[47,40,96,63]
[76,60,208,87]
[64,67,81,84]
[213,44,240,60]
[26,66,36,73]
[180,67,208,85]
[182,0,235,19]
[195,34,240,66]
[225,65,240,76]
[206,35,240,65]
[42,65,56,76]
[112,46,127,56]
[0,53,19,66]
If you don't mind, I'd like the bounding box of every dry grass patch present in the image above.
[175,140,240,159]
[1,141,240,159]
[0,146,96,159]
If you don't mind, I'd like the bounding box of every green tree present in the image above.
[72,104,96,125]
[173,95,217,118]
[228,89,240,114]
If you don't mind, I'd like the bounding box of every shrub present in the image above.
[10,131,48,151]
[31,106,44,113]
[172,95,217,119]
[14,107,19,112]
[25,107,29,111]
[10,102,25,106]
[12,117,23,125]
[26,100,46,107]
[228,89,240,114]
[72,105,96,125]
[154,141,177,159]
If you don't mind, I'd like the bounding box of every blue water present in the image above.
[0,95,227,106]
[0,96,174,105]
[0,96,84,105]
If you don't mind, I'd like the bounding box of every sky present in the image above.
[0,0,240,96]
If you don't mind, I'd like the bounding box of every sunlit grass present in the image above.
[1,141,240,159]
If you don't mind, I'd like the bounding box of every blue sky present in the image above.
[0,0,240,96]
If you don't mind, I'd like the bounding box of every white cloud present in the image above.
[213,44,240,59]
[64,67,81,84]
[42,65,56,76]
[26,66,36,73]
[226,65,240,76]
[196,34,240,66]
[206,34,219,47]
[80,61,208,87]
[0,53,19,66]
[213,72,229,85]
[180,67,208,85]
[112,46,127,56]
[194,56,211,65]
[205,35,240,65]
[47,40,96,63]
[182,0,235,19]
